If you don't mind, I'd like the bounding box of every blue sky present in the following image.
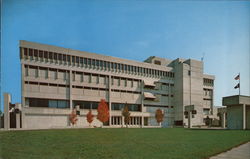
[1,0,250,111]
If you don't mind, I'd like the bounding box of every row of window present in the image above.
[73,101,99,109]
[25,81,70,88]
[73,101,141,111]
[25,65,143,88]
[203,78,214,86]
[203,108,210,115]
[25,81,142,93]
[25,65,176,91]
[22,47,175,78]
[26,97,173,111]
[111,103,141,111]
[27,98,69,108]
[144,105,174,108]
[25,80,175,99]
[203,89,213,96]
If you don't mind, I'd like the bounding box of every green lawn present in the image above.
[0,128,249,159]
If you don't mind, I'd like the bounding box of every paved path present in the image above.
[210,142,250,159]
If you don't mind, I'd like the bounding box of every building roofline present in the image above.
[223,95,250,98]
[203,74,215,80]
[20,40,173,71]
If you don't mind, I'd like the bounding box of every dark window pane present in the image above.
[54,53,57,60]
[39,51,43,58]
[44,51,48,58]
[58,100,68,108]
[49,52,53,59]
[24,48,28,56]
[92,102,98,109]
[29,49,33,56]
[49,100,57,108]
[58,54,62,60]
[34,50,38,57]
[67,55,70,62]
[84,101,91,109]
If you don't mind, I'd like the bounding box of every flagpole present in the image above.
[239,72,240,96]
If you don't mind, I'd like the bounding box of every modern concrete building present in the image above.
[222,95,250,130]
[17,40,215,129]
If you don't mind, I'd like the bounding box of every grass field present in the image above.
[0,128,249,159]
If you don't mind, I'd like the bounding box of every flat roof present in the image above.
[20,40,172,72]
[222,95,250,106]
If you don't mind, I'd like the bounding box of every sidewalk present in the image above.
[210,142,250,159]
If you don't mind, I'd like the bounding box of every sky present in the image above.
[1,0,250,111]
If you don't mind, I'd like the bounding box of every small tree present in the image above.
[122,103,130,128]
[155,109,164,127]
[86,110,94,127]
[69,109,78,126]
[97,99,109,126]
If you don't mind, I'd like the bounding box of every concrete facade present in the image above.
[223,95,250,130]
[18,40,215,129]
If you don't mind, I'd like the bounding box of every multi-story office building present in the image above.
[19,40,215,129]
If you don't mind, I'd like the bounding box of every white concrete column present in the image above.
[108,75,112,126]
[135,117,138,125]
[168,83,171,107]
[21,64,25,107]
[222,113,226,128]
[141,79,144,128]
[37,66,40,78]
[69,70,72,109]
[21,110,26,129]
[4,93,11,130]
[16,113,20,129]
[47,68,49,79]
[243,104,246,130]
[21,47,24,59]
[27,48,30,61]
[188,111,191,128]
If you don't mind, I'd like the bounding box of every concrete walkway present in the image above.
[210,142,250,159]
